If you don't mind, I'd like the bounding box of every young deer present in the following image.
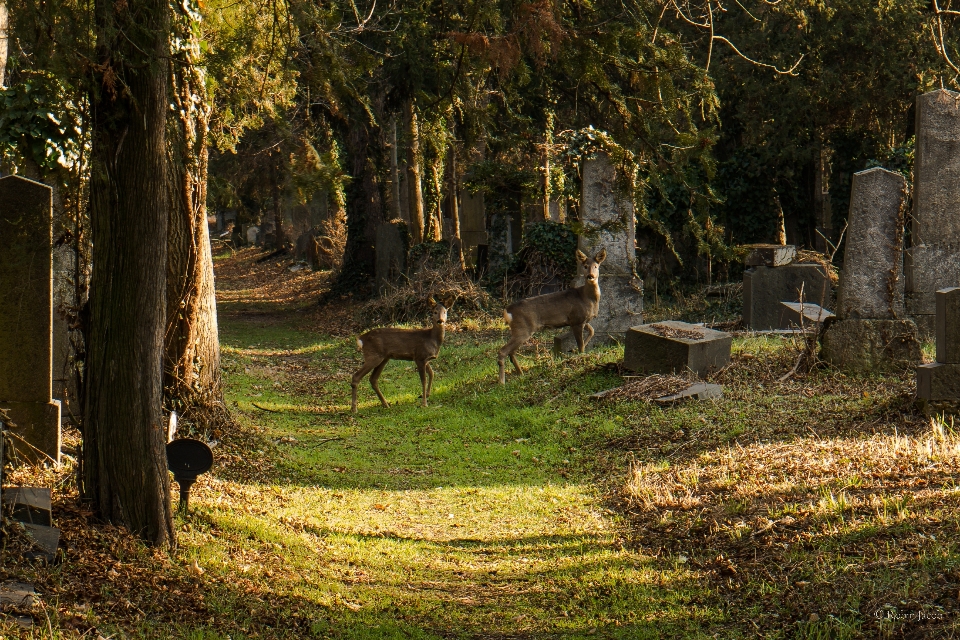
[351,296,455,413]
[498,248,606,384]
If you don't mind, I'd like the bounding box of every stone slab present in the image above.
[839,167,907,319]
[654,383,723,404]
[780,302,834,328]
[906,89,960,323]
[821,318,922,373]
[0,176,54,403]
[623,321,732,378]
[917,361,960,398]
[3,487,52,527]
[0,582,35,607]
[936,287,960,363]
[743,264,833,330]
[0,401,61,464]
[744,244,796,267]
[21,523,59,556]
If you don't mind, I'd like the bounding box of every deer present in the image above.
[498,248,606,384]
[351,296,455,413]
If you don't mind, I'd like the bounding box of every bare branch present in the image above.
[712,35,803,75]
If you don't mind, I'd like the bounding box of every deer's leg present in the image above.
[498,329,532,383]
[369,358,391,408]
[582,323,595,351]
[351,360,379,413]
[425,361,435,398]
[417,360,429,407]
[572,324,586,353]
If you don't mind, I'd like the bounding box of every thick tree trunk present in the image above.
[166,29,222,418]
[388,116,401,221]
[335,122,384,289]
[447,126,464,268]
[83,0,174,547]
[272,158,284,247]
[405,100,425,244]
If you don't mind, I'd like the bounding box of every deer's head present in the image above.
[428,296,456,325]
[576,248,607,283]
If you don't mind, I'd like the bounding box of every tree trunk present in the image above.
[273,158,284,247]
[388,116,401,221]
[405,100,425,244]
[0,1,8,88]
[165,20,223,420]
[335,122,384,289]
[448,121,464,268]
[83,0,174,547]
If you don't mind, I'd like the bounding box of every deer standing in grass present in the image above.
[498,248,606,384]
[351,296,455,413]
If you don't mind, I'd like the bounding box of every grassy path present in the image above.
[176,312,718,638]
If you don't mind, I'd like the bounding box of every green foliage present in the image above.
[521,220,578,281]
[0,71,83,175]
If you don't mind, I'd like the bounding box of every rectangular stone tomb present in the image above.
[623,322,732,377]
[779,302,834,329]
[917,362,960,416]
[936,288,960,364]
[820,318,921,373]
[743,263,833,330]
[744,244,796,267]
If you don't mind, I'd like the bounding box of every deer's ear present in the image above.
[442,295,456,309]
[594,248,607,264]
[428,296,437,306]
[575,249,587,263]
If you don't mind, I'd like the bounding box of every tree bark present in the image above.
[335,122,384,288]
[83,0,174,546]
[165,21,223,419]
[388,116,401,221]
[447,122,464,268]
[405,100,425,244]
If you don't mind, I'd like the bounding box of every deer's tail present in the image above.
[502,309,513,326]
[356,337,363,351]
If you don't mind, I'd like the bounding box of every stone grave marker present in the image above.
[0,176,61,463]
[555,153,643,351]
[821,167,921,371]
[917,287,960,415]
[745,244,797,267]
[375,220,407,294]
[623,321,731,377]
[780,302,834,329]
[906,89,960,337]
[743,261,832,330]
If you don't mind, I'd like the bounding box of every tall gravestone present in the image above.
[906,89,960,337]
[0,176,61,463]
[916,288,960,415]
[821,167,921,371]
[555,153,643,351]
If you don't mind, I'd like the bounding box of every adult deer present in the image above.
[498,248,606,384]
[351,296,455,413]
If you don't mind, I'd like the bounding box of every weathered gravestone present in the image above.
[743,259,832,330]
[0,176,61,463]
[375,220,408,294]
[916,288,960,415]
[906,89,960,337]
[555,153,643,351]
[623,321,731,377]
[821,167,922,372]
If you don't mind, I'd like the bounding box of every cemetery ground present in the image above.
[0,249,958,638]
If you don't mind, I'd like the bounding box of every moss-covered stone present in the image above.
[820,318,922,373]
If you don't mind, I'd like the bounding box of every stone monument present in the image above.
[555,152,643,351]
[906,89,960,337]
[742,245,833,330]
[0,176,61,463]
[821,167,921,371]
[623,321,731,377]
[916,288,960,415]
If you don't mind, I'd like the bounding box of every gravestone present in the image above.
[375,220,407,294]
[555,153,643,351]
[821,167,922,372]
[780,301,834,329]
[246,225,259,246]
[745,244,796,267]
[459,192,487,268]
[905,89,960,337]
[0,176,61,463]
[623,321,731,377]
[743,263,832,330]
[917,288,960,415]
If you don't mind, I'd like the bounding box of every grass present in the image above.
[1,250,958,638]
